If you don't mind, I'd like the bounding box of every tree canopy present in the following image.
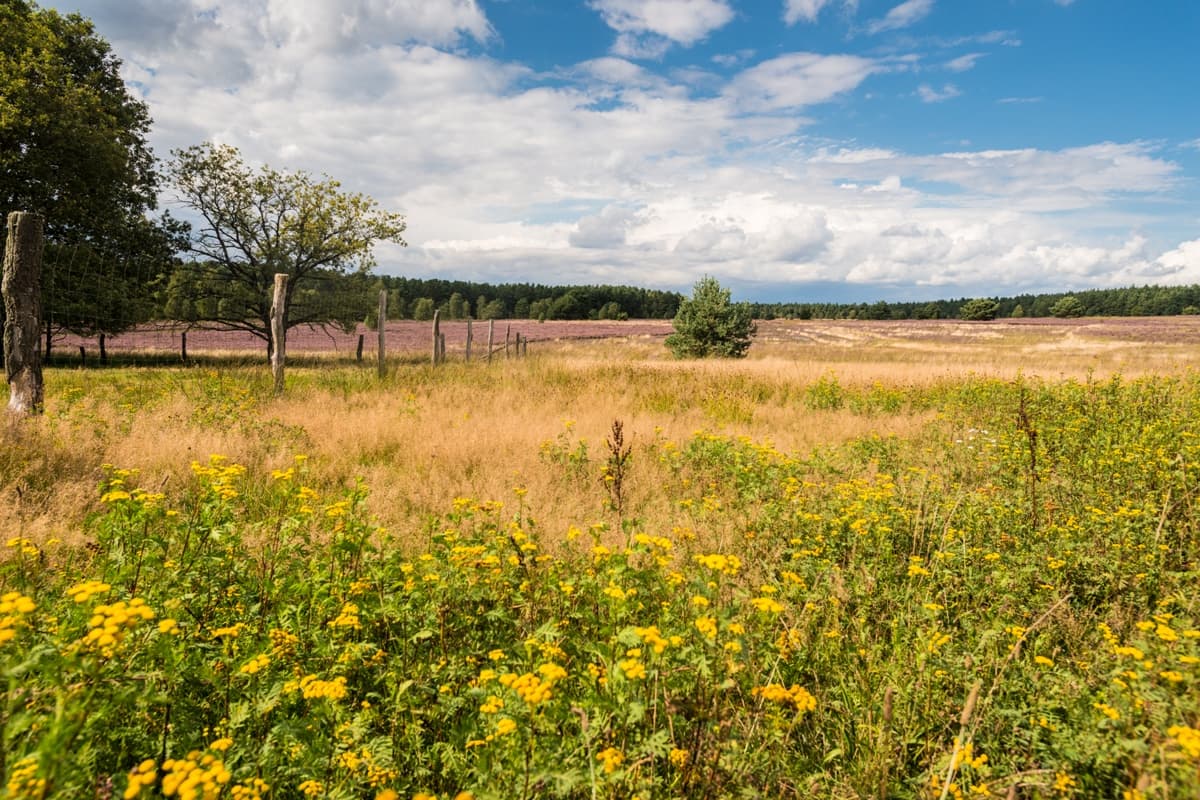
[665,276,756,358]
[167,142,407,356]
[1,0,183,345]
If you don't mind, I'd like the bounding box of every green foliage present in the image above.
[1050,295,1086,318]
[6,373,1200,797]
[959,297,1000,321]
[166,142,407,356]
[665,276,756,359]
[1011,303,1025,318]
[0,1,184,340]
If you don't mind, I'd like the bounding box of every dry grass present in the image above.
[5,316,1198,552]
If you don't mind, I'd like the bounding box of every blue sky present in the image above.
[51,0,1200,302]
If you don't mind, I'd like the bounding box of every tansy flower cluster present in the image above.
[752,684,818,715]
[160,751,232,799]
[0,592,36,645]
[80,598,155,657]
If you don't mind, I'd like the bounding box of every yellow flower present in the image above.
[1168,725,1200,758]
[1034,656,1054,667]
[694,616,718,640]
[596,747,624,774]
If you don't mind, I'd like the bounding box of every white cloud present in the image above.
[917,83,960,103]
[998,96,1043,104]
[782,0,858,24]
[866,0,935,35]
[944,53,984,72]
[783,0,830,24]
[588,0,734,46]
[725,53,878,111]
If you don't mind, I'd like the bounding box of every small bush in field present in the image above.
[665,276,756,358]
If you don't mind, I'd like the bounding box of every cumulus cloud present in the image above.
[866,0,935,35]
[570,206,641,249]
[588,0,734,48]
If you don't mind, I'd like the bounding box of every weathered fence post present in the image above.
[377,289,387,378]
[356,334,364,362]
[270,273,287,395]
[466,318,473,362]
[487,319,495,364]
[432,309,441,365]
[98,333,107,365]
[180,330,188,363]
[3,212,45,415]
[438,332,446,363]
[505,324,511,359]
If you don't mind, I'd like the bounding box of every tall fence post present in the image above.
[431,309,441,366]
[270,273,287,395]
[3,212,45,416]
[505,324,511,359]
[487,319,495,364]
[377,289,387,378]
[466,318,473,362]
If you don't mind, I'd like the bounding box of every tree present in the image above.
[1010,304,1025,318]
[167,142,406,357]
[1049,295,1086,318]
[665,276,756,358]
[1,0,183,349]
[959,298,1000,321]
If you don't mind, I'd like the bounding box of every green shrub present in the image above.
[665,277,756,358]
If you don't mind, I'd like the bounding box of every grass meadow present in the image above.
[1,318,1199,799]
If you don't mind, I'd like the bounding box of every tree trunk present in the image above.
[3,212,45,415]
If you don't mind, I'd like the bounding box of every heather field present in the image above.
[2,319,1199,799]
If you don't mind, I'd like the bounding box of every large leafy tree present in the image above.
[166,142,407,358]
[1,0,182,349]
[665,276,756,358]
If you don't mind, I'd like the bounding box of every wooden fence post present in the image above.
[377,289,387,378]
[356,334,364,362]
[180,330,188,363]
[466,318,473,362]
[270,273,287,395]
[505,324,511,359]
[487,319,495,364]
[432,309,441,366]
[99,333,107,365]
[3,211,45,415]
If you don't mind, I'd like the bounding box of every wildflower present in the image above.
[124,759,157,799]
[158,618,180,636]
[330,603,362,629]
[1168,724,1200,758]
[1054,772,1076,794]
[694,616,718,640]
[752,683,817,715]
[1155,624,1178,642]
[751,597,785,614]
[239,654,271,676]
[1035,656,1054,667]
[79,598,156,657]
[669,748,689,767]
[596,747,624,774]
[480,696,504,714]
[494,718,517,736]
[619,656,646,680]
[1093,702,1120,721]
[293,674,349,701]
[68,580,111,604]
[298,780,324,797]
